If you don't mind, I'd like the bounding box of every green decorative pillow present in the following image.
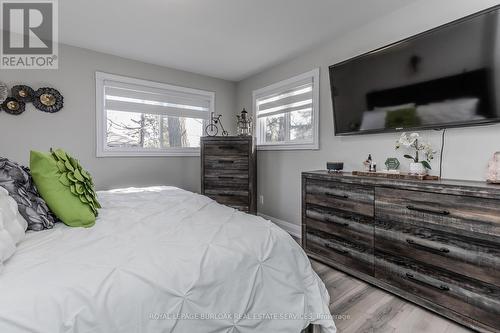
[30,149,101,228]
[385,107,421,129]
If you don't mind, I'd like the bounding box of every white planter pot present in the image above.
[409,162,427,175]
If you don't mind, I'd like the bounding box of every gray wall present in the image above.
[236,0,500,226]
[0,44,236,192]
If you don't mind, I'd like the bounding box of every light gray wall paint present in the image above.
[0,44,236,192]
[236,0,500,226]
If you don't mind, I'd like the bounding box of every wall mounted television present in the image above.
[329,5,500,135]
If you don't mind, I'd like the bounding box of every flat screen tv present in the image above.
[330,5,500,135]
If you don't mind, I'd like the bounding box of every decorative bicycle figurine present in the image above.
[205,112,228,136]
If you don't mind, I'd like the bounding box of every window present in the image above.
[253,68,319,150]
[96,72,214,157]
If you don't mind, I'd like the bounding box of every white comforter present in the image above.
[0,186,335,333]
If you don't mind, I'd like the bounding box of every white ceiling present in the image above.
[60,0,415,81]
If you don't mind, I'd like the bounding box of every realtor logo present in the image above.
[1,0,58,69]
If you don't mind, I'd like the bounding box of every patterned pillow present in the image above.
[0,157,58,231]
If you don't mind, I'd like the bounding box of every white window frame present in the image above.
[252,68,319,150]
[96,71,214,157]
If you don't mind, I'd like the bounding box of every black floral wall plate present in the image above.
[1,97,26,115]
[33,87,64,113]
[0,82,8,104]
[11,85,35,102]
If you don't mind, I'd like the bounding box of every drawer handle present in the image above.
[406,205,450,216]
[218,160,235,164]
[405,273,450,291]
[406,239,450,254]
[218,176,235,180]
[220,146,236,150]
[325,192,349,199]
[325,217,349,227]
[325,243,349,255]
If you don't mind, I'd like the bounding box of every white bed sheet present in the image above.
[0,186,336,333]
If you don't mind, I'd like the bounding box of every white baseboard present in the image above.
[258,212,302,239]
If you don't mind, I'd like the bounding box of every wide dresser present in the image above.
[302,171,500,332]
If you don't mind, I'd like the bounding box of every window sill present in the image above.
[96,148,200,157]
[256,142,319,151]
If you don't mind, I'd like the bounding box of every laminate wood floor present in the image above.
[310,259,474,333]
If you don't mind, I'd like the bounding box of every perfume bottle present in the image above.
[363,154,372,171]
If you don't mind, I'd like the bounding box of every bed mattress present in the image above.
[0,186,336,333]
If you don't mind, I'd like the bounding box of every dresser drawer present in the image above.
[205,170,248,188]
[230,205,249,213]
[206,193,249,207]
[375,219,500,286]
[204,177,249,193]
[306,228,374,276]
[204,168,249,178]
[203,141,249,156]
[204,156,249,170]
[375,251,500,331]
[204,189,248,196]
[376,187,500,239]
[305,205,373,249]
[305,179,374,217]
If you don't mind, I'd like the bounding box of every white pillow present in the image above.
[417,98,481,124]
[0,187,27,272]
[360,103,416,130]
[374,103,416,113]
[359,110,387,130]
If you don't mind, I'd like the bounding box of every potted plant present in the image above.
[395,132,435,175]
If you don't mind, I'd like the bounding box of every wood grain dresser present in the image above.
[302,171,500,333]
[201,136,256,214]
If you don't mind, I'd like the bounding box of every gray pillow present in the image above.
[0,157,58,231]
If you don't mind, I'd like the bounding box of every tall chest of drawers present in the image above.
[201,136,256,214]
[302,171,500,333]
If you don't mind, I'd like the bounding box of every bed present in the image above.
[0,186,336,333]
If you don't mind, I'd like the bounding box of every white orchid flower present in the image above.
[394,131,435,169]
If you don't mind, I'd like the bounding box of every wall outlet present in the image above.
[259,195,264,205]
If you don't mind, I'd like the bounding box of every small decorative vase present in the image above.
[409,162,427,176]
[486,152,500,183]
